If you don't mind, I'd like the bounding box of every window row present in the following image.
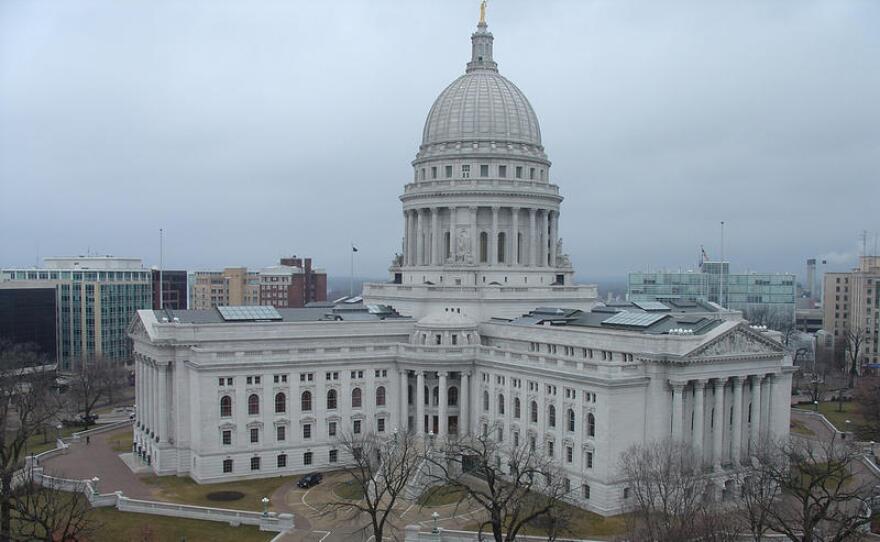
[221,449,339,474]
[221,418,387,445]
[416,164,545,182]
[405,385,459,406]
[481,393,596,436]
[220,387,388,417]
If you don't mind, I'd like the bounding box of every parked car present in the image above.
[296,472,323,488]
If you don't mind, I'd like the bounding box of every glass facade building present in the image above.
[628,262,796,328]
[1,257,152,370]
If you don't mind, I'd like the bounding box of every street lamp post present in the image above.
[432,511,440,534]
[814,400,819,412]
[261,497,270,517]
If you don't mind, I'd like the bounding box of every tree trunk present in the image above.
[1,492,11,542]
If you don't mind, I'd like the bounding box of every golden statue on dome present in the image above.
[479,0,487,24]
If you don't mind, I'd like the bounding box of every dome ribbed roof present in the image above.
[419,20,542,149]
[421,72,542,147]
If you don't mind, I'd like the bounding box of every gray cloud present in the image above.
[1,0,878,280]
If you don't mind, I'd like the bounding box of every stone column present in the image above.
[431,208,440,265]
[540,210,549,267]
[450,207,458,263]
[764,373,776,439]
[549,211,557,267]
[750,375,762,454]
[528,208,537,266]
[491,207,499,265]
[693,380,706,464]
[511,207,520,266]
[731,377,744,465]
[671,380,685,441]
[416,371,425,435]
[157,363,167,443]
[713,377,726,469]
[135,356,142,428]
[400,370,409,432]
[460,371,470,436]
[403,211,410,266]
[470,206,479,265]
[416,209,424,266]
[438,372,448,438]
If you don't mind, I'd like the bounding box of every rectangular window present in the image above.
[353,420,362,434]
[529,167,536,179]
[250,457,260,471]
[461,165,471,178]
[223,459,233,473]
[250,428,259,443]
[431,166,437,179]
[329,449,338,463]
[378,418,386,433]
[329,422,337,437]
[587,451,594,468]
[277,454,287,468]
[445,165,453,178]
[304,452,313,465]
[303,424,311,439]
[499,165,507,178]
[277,426,286,441]
[515,166,523,179]
[480,164,489,177]
[547,441,554,457]
[566,446,573,463]
[222,430,232,445]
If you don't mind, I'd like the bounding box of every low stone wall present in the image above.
[23,440,294,533]
[402,526,606,542]
[71,419,133,442]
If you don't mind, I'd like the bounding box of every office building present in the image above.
[822,256,880,366]
[0,284,58,361]
[152,269,188,310]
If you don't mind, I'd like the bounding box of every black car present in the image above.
[297,472,323,488]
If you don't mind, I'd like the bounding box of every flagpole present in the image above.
[159,228,164,311]
[350,243,354,298]
[720,221,725,309]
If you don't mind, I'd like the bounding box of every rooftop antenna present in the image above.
[159,228,164,310]
[350,242,358,297]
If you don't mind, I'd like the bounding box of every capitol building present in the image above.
[130,15,793,516]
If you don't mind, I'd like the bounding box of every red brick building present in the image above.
[259,256,327,308]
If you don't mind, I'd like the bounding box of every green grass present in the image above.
[333,479,365,500]
[24,425,79,456]
[811,401,866,432]
[463,507,628,541]
[418,485,468,507]
[140,474,296,512]
[108,428,133,453]
[790,419,816,436]
[89,507,271,542]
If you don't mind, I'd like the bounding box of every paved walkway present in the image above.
[40,425,153,499]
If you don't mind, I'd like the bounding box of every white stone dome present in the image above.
[421,71,542,148]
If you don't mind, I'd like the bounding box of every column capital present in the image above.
[511,206,521,212]
[751,374,765,384]
[693,379,708,389]
[731,376,744,388]
[714,376,728,386]
[529,208,537,216]
[437,371,448,378]
[669,379,688,390]
[491,205,499,212]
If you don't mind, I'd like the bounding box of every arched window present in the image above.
[220,395,232,417]
[275,392,286,414]
[432,386,439,406]
[587,413,595,437]
[531,401,538,423]
[480,232,488,263]
[301,391,312,412]
[567,409,575,432]
[376,386,386,406]
[352,387,362,408]
[483,390,490,411]
[248,394,260,416]
[498,394,505,415]
[514,397,521,419]
[327,389,338,410]
[548,405,556,427]
[448,386,458,406]
[748,403,752,423]
[497,232,506,263]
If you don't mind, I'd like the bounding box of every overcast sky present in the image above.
[1,0,878,281]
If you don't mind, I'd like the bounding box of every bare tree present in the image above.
[0,340,63,542]
[854,376,880,441]
[422,427,571,542]
[749,435,873,542]
[323,430,421,542]
[844,328,866,389]
[13,477,98,541]
[68,357,115,429]
[618,438,735,542]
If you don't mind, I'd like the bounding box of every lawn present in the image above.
[790,419,816,437]
[140,474,297,512]
[108,428,133,453]
[333,479,365,500]
[801,401,867,432]
[462,505,628,541]
[89,507,272,542]
[418,484,467,507]
[25,425,79,456]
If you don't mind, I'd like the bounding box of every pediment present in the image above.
[688,325,784,358]
[128,315,149,340]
